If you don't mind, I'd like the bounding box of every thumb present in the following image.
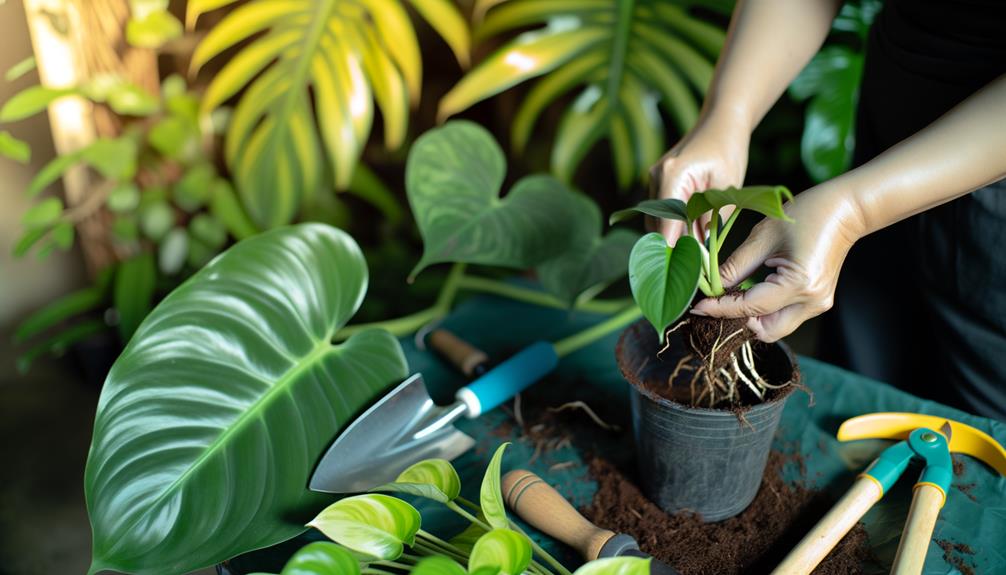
[716,229,774,289]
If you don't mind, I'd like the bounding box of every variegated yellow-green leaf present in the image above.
[190,0,470,227]
[537,193,638,305]
[441,0,724,187]
[406,121,584,279]
[412,555,467,575]
[629,233,702,343]
[685,186,794,224]
[308,494,422,561]
[573,556,651,575]
[480,443,510,530]
[84,224,409,575]
[469,529,532,575]
[279,542,361,575]
[372,458,461,503]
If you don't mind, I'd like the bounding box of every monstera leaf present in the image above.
[188,0,470,228]
[537,193,638,305]
[84,224,409,575]
[439,0,724,187]
[406,121,584,279]
[628,233,702,342]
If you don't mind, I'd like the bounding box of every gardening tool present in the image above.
[309,342,558,493]
[427,328,490,377]
[772,412,1006,575]
[502,470,681,575]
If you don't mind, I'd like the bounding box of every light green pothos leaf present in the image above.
[480,443,510,530]
[84,224,409,575]
[469,529,532,575]
[406,121,584,280]
[411,555,467,575]
[308,494,422,561]
[628,233,702,343]
[609,198,688,225]
[278,542,361,575]
[573,556,651,575]
[372,458,462,503]
[685,186,793,223]
[537,193,638,305]
[449,513,489,553]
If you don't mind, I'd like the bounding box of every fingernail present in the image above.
[689,307,708,316]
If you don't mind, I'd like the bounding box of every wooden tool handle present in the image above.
[502,469,616,560]
[890,484,943,575]
[429,329,489,377]
[772,476,883,575]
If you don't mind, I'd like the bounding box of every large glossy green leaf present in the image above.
[191,0,469,225]
[442,0,723,186]
[538,194,638,305]
[84,224,409,575]
[469,529,532,575]
[685,186,794,223]
[279,542,361,575]
[480,443,510,530]
[308,494,421,560]
[406,121,582,279]
[372,459,461,503]
[573,557,651,575]
[412,555,467,575]
[628,233,702,342]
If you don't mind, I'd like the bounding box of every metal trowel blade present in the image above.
[309,373,476,493]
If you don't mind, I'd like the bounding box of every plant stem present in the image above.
[552,305,642,358]
[697,274,714,298]
[374,559,414,570]
[509,520,573,575]
[417,530,469,560]
[717,208,742,251]
[362,568,396,575]
[414,539,467,563]
[457,276,631,314]
[707,209,724,296]
[446,502,493,531]
[454,496,482,514]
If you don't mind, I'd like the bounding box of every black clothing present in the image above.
[818,0,1006,420]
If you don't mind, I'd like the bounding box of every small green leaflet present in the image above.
[371,458,462,503]
[609,198,688,225]
[411,556,466,575]
[5,56,36,81]
[480,443,510,529]
[0,131,30,163]
[628,234,702,342]
[308,494,421,561]
[685,186,793,223]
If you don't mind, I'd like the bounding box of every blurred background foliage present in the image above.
[1,0,877,379]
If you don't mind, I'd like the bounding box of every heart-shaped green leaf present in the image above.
[629,233,702,342]
[84,224,409,575]
[406,121,582,279]
[573,557,651,575]
[371,458,462,503]
[609,198,688,225]
[308,494,422,561]
[469,529,532,575]
[279,542,362,575]
[480,443,510,530]
[685,186,794,223]
[537,194,638,305]
[412,556,468,575]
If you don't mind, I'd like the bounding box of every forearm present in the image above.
[841,74,1006,236]
[703,0,843,131]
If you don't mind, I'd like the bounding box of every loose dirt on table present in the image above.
[936,540,975,575]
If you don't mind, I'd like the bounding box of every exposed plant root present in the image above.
[513,393,525,428]
[549,461,575,472]
[548,401,621,431]
[668,353,695,387]
[670,331,791,406]
[658,320,691,358]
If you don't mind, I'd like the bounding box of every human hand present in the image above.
[650,113,751,243]
[690,183,867,342]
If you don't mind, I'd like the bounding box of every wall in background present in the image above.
[0,0,86,332]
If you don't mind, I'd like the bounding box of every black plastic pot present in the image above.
[616,319,798,522]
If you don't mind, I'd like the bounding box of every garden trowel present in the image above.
[772,412,1006,575]
[310,341,558,493]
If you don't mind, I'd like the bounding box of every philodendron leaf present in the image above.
[685,186,794,223]
[412,556,468,575]
[480,443,510,529]
[609,198,688,225]
[537,193,638,305]
[629,233,702,342]
[469,529,532,575]
[308,494,421,561]
[279,542,361,575]
[84,224,409,575]
[406,121,582,279]
[573,556,651,575]
[372,458,461,503]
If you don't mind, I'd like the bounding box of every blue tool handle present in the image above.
[456,341,558,417]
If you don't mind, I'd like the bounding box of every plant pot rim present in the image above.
[616,318,800,416]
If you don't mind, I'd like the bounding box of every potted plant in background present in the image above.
[610,189,800,521]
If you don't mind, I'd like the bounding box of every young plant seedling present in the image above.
[612,186,794,406]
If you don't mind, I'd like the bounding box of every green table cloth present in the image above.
[229,292,1006,575]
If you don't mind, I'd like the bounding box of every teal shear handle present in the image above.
[861,427,953,502]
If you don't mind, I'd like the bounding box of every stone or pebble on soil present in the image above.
[581,451,874,575]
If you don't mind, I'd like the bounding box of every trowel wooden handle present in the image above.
[428,329,489,377]
[890,483,944,575]
[502,469,616,561]
[772,476,883,575]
